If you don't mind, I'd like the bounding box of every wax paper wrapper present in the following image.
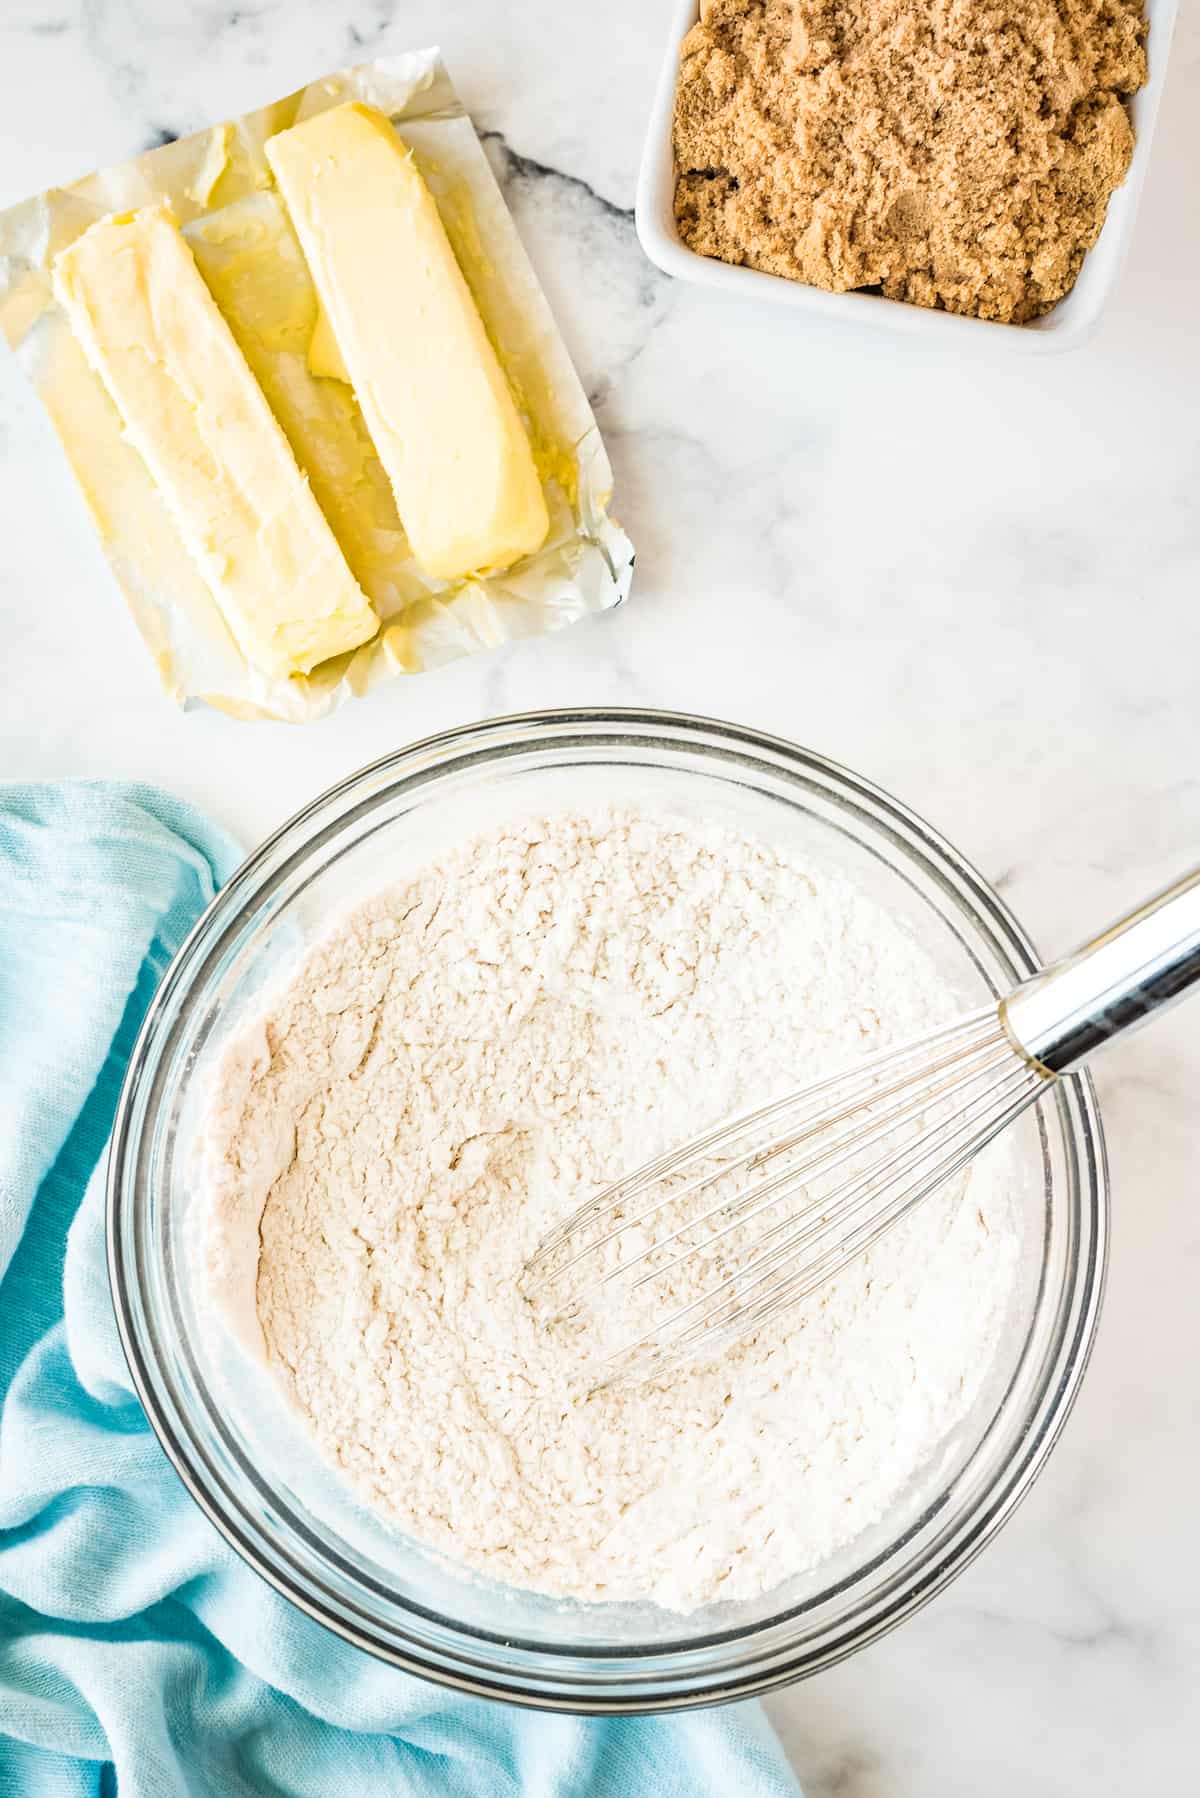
[0,49,633,722]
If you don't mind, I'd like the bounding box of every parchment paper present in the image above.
[0,49,634,722]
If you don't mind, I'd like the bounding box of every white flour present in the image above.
[198,808,1020,1612]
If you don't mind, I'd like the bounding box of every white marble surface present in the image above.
[2,1,1198,1790]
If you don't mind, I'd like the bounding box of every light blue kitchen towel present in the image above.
[0,782,802,1798]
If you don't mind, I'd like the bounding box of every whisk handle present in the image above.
[1002,864,1200,1075]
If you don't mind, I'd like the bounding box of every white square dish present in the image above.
[636,0,1178,352]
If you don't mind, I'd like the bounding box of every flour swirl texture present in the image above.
[199,809,1021,1612]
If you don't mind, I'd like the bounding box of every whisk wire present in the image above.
[526,1008,1005,1306]
[671,1062,1041,1348]
[598,1056,1047,1385]
[621,1027,1018,1297]
[527,1006,999,1276]
[527,861,1200,1388]
[667,1069,1048,1373]
[524,1005,1050,1387]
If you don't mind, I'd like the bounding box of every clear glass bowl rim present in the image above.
[107,708,1108,1713]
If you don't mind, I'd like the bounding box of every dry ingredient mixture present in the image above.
[673,0,1148,322]
[199,810,1021,1612]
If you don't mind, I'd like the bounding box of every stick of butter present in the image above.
[265,103,550,582]
[52,202,378,680]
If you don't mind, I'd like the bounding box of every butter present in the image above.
[265,103,549,581]
[308,301,350,383]
[187,192,413,614]
[52,202,378,679]
[185,123,233,208]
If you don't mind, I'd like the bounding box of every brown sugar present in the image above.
[672,0,1148,323]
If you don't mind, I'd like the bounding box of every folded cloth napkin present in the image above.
[0,782,802,1798]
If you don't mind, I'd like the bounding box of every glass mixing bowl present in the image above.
[108,710,1106,1712]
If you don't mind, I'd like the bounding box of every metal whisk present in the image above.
[525,864,1200,1387]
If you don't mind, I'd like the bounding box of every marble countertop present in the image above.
[2,2,1198,1790]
